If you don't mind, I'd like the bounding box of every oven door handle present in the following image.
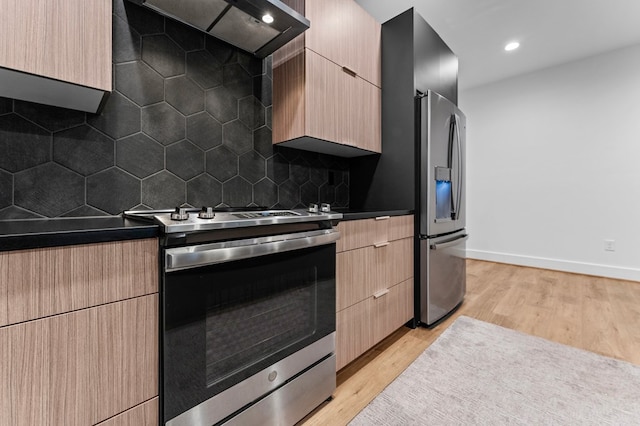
[165,229,341,272]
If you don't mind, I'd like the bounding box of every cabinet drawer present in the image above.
[337,238,413,311]
[336,278,413,370]
[336,215,414,252]
[371,278,414,345]
[0,295,158,426]
[336,299,372,371]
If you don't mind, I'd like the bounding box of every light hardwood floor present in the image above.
[301,259,640,425]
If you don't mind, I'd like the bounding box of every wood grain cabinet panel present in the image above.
[335,215,414,370]
[0,0,111,112]
[273,0,381,155]
[0,295,158,426]
[0,238,158,327]
[95,398,158,426]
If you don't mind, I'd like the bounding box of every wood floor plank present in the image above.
[300,260,640,425]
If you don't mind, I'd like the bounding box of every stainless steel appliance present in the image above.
[125,206,342,426]
[125,0,309,58]
[418,91,468,325]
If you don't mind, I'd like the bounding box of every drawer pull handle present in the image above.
[374,242,389,248]
[375,216,390,221]
[342,66,357,77]
[373,289,390,299]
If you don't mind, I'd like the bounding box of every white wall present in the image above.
[459,43,640,281]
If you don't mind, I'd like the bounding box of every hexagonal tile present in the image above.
[266,105,272,129]
[14,100,85,132]
[266,153,289,184]
[142,34,185,77]
[141,103,185,145]
[87,91,141,139]
[205,87,238,123]
[166,140,204,180]
[165,76,204,115]
[335,182,349,207]
[187,174,222,208]
[87,168,141,214]
[112,13,141,64]
[253,126,272,159]
[223,120,252,155]
[301,181,319,206]
[53,125,114,176]
[187,112,222,150]
[166,19,204,51]
[0,114,51,173]
[205,35,237,64]
[238,151,266,184]
[113,0,164,35]
[142,171,186,209]
[187,50,223,89]
[309,166,328,187]
[115,61,164,107]
[0,206,43,220]
[223,63,253,98]
[290,158,311,185]
[254,178,277,208]
[0,170,11,209]
[205,146,237,182]
[319,183,336,205]
[116,133,164,178]
[61,205,109,217]
[237,51,264,77]
[223,176,251,207]
[238,96,265,130]
[14,163,84,217]
[0,97,12,114]
[253,74,272,107]
[277,180,300,209]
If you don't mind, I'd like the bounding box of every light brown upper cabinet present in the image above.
[273,0,381,157]
[0,0,112,113]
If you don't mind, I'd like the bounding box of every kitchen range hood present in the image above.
[127,0,309,58]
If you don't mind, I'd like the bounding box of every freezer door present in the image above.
[419,91,466,237]
[420,230,467,325]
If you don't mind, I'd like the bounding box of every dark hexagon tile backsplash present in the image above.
[0,0,349,219]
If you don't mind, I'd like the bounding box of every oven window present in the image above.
[205,267,317,386]
[163,243,335,423]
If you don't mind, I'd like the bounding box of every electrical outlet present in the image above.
[604,239,616,252]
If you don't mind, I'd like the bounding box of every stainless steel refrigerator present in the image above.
[417,90,467,326]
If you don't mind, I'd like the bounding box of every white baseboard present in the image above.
[466,249,640,282]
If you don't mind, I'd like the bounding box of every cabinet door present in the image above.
[336,299,372,370]
[0,0,111,90]
[305,0,381,87]
[371,279,413,345]
[0,295,158,426]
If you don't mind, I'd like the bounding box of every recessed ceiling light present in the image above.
[504,41,520,51]
[262,14,274,24]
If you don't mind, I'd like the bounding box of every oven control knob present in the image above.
[320,203,331,212]
[170,207,189,221]
[308,203,319,213]
[198,206,215,219]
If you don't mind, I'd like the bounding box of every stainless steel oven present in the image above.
[125,207,341,426]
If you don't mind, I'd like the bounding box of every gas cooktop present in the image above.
[124,205,342,234]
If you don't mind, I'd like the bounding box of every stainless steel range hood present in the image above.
[127,0,309,58]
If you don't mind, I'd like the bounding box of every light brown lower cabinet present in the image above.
[335,215,414,370]
[0,238,159,426]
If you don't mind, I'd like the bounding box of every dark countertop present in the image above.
[0,216,159,252]
[334,209,414,221]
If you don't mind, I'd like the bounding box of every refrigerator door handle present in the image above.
[430,234,468,250]
[453,114,463,220]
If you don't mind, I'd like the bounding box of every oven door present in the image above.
[162,229,338,425]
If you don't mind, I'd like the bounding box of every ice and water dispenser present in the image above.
[435,166,452,221]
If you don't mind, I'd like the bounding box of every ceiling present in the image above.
[354,0,640,90]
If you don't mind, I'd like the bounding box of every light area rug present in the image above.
[349,316,640,425]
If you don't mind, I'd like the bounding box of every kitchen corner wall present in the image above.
[0,0,349,219]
